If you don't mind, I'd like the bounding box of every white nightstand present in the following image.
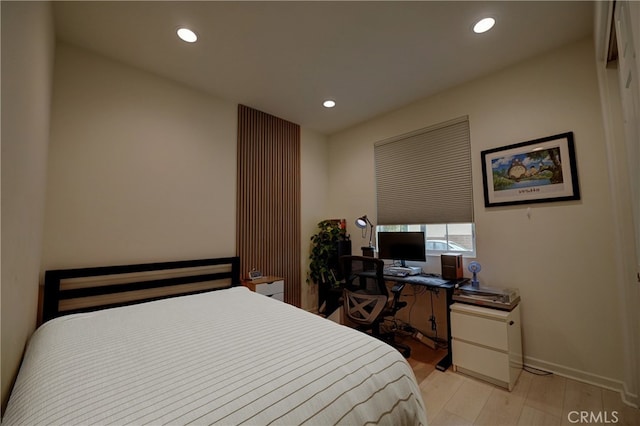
[450,302,523,391]
[243,276,284,302]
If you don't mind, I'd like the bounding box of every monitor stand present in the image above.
[398,260,421,275]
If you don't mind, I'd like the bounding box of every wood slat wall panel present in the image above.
[237,105,301,307]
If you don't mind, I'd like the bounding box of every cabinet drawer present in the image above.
[452,339,510,383]
[268,292,284,302]
[451,310,508,351]
[255,280,284,296]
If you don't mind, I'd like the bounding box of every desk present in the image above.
[362,271,469,371]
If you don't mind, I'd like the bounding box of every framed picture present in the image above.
[248,269,263,280]
[481,132,580,207]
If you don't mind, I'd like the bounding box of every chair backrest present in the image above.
[343,291,387,326]
[340,255,389,326]
[339,255,388,297]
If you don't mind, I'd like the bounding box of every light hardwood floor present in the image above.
[403,338,640,426]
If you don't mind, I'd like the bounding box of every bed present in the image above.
[3,256,427,425]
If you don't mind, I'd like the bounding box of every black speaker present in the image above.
[441,253,463,280]
[337,239,352,259]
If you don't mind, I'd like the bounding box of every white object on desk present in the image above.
[384,266,421,276]
[450,302,522,390]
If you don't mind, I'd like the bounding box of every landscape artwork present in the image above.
[481,132,580,207]
[491,146,563,191]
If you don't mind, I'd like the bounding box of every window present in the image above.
[374,116,473,225]
[373,116,475,257]
[377,223,476,257]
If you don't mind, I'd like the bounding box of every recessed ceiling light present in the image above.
[177,27,198,43]
[323,100,336,108]
[473,17,495,34]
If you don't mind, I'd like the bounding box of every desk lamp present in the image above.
[355,215,375,257]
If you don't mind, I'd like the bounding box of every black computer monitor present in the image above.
[377,231,426,266]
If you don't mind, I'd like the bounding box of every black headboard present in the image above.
[43,256,241,322]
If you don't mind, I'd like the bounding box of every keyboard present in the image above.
[406,275,448,286]
[384,266,421,277]
[382,271,448,286]
[383,267,409,277]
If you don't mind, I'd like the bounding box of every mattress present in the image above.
[3,286,427,425]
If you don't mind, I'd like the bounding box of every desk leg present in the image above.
[435,287,453,371]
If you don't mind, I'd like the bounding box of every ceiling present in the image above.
[53,1,595,135]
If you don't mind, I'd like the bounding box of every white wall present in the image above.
[1,1,55,412]
[44,43,329,310]
[43,44,237,269]
[300,128,329,311]
[328,38,626,391]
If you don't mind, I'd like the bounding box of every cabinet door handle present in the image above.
[509,320,515,326]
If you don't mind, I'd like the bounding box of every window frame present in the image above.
[376,223,476,258]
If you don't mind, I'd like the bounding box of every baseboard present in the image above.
[524,355,639,408]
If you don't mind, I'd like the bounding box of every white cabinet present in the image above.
[244,276,284,301]
[450,303,522,390]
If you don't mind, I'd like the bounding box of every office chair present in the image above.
[339,255,411,358]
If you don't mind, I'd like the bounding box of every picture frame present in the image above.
[248,269,263,280]
[481,132,580,207]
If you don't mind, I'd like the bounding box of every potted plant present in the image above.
[308,219,351,316]
[308,219,347,287]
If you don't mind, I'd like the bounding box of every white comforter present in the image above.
[3,286,426,425]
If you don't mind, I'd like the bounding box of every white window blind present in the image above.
[374,116,473,225]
